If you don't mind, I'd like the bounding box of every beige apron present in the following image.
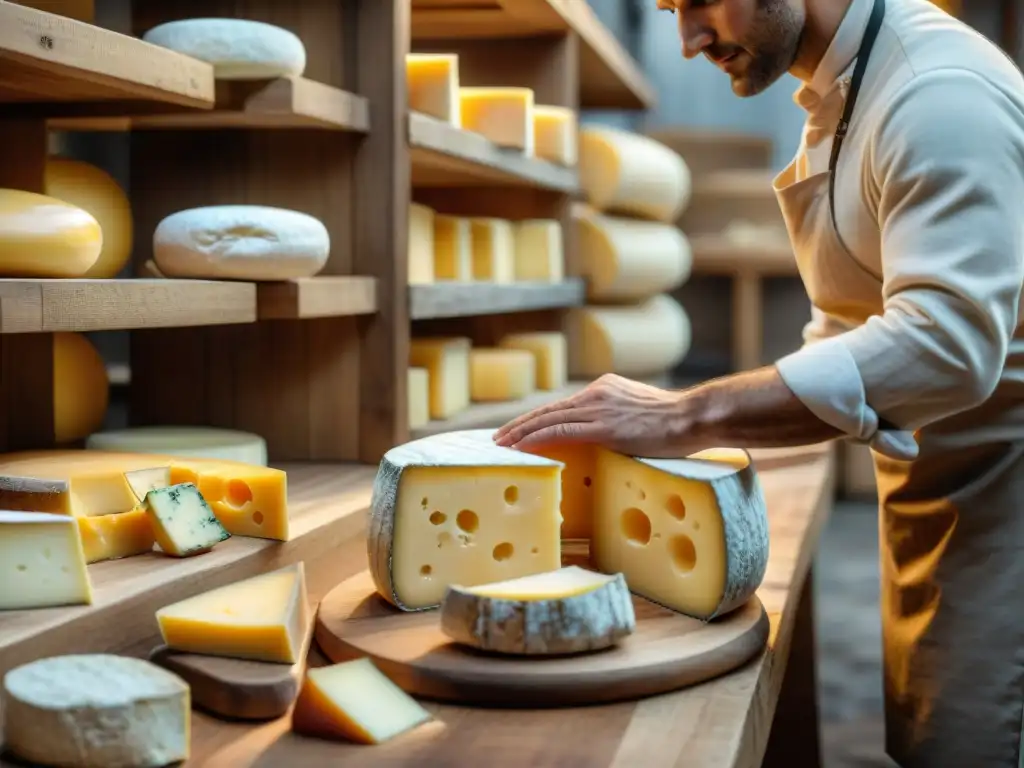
[775,162,1024,767]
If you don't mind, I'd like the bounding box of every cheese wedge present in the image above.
[459,87,535,154]
[469,348,536,402]
[513,219,564,282]
[469,217,515,283]
[78,508,155,564]
[408,367,431,430]
[0,511,93,610]
[498,332,568,391]
[406,53,460,126]
[533,105,578,166]
[125,466,171,502]
[522,442,596,540]
[433,215,472,280]
[440,566,635,655]
[144,482,231,557]
[409,337,471,420]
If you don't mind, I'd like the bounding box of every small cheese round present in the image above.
[142,18,307,80]
[153,205,330,281]
[0,189,101,278]
[86,425,268,466]
[54,332,110,444]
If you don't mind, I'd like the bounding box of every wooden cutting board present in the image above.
[315,568,770,708]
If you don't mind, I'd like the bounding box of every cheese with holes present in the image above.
[88,426,268,466]
[45,157,133,278]
[142,18,306,79]
[292,658,432,744]
[408,368,431,430]
[498,332,567,391]
[433,215,472,280]
[407,53,460,126]
[579,127,692,223]
[409,337,471,420]
[575,210,693,301]
[54,332,110,444]
[513,219,564,282]
[470,218,515,283]
[78,508,155,564]
[0,189,101,278]
[408,202,436,285]
[2,654,190,768]
[153,205,329,281]
[567,294,692,378]
[368,430,563,611]
[470,348,536,402]
[534,105,577,166]
[460,87,535,155]
[156,563,309,663]
[440,565,635,655]
[0,511,93,609]
[526,443,596,539]
[144,482,231,557]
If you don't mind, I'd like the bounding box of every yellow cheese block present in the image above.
[469,218,515,283]
[0,189,102,278]
[406,53,460,126]
[433,215,472,280]
[513,219,564,282]
[497,332,567,391]
[459,87,535,155]
[408,202,435,285]
[54,332,110,445]
[0,511,93,610]
[533,105,578,166]
[45,157,134,278]
[524,442,595,539]
[470,348,536,402]
[408,367,431,430]
[409,337,471,420]
[292,658,432,744]
[156,563,310,664]
[78,508,155,564]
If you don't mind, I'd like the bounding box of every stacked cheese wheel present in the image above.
[572,127,695,379]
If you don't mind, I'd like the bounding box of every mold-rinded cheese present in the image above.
[407,53,460,126]
[54,332,110,444]
[440,565,635,655]
[513,219,564,282]
[470,348,536,402]
[291,658,432,744]
[0,511,93,610]
[575,211,693,301]
[142,18,306,80]
[153,205,329,281]
[498,332,567,391]
[45,158,133,279]
[144,482,231,557]
[433,215,472,280]
[459,87,535,155]
[470,218,515,283]
[156,563,309,664]
[368,430,563,611]
[408,367,431,430]
[2,654,190,768]
[579,126,692,223]
[533,105,578,166]
[590,447,768,620]
[567,294,692,379]
[87,426,268,466]
[409,337,471,420]
[0,189,101,278]
[524,443,596,540]
[78,508,155,564]
[408,202,436,285]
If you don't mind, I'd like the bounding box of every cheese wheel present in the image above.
[578,126,692,223]
[45,158,133,278]
[142,18,306,80]
[575,209,693,301]
[0,189,101,278]
[567,294,692,378]
[54,332,110,444]
[85,426,268,466]
[153,205,330,281]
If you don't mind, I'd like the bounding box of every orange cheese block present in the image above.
[77,508,155,564]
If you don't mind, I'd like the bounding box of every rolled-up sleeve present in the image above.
[776,68,1024,461]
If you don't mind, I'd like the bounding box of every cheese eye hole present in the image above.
[227,480,252,507]
[456,509,479,533]
[669,535,697,573]
[666,494,686,520]
[492,542,514,561]
[504,485,519,504]
[429,511,447,525]
[621,507,652,545]
[420,565,433,577]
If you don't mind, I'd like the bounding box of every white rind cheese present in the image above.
[142,18,306,80]
[88,426,268,466]
[2,654,190,768]
[440,566,636,655]
[0,511,93,610]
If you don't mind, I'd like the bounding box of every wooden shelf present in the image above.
[409,278,584,320]
[0,279,256,334]
[0,3,215,117]
[410,0,655,110]
[257,277,378,320]
[48,78,370,132]
[409,111,578,190]
[690,235,798,276]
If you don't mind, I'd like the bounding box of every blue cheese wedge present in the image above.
[143,482,230,557]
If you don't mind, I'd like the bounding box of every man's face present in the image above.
[656,0,805,97]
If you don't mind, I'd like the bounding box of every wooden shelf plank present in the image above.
[409,111,578,191]
[689,235,798,276]
[0,3,214,116]
[409,278,584,320]
[257,276,378,320]
[410,0,655,110]
[0,279,257,334]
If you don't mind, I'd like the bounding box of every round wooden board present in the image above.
[315,570,770,708]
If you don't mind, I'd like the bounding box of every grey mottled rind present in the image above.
[439,572,636,655]
[367,430,564,612]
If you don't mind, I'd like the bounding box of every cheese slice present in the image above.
[87,426,268,466]
[533,105,578,166]
[470,348,536,402]
[470,218,515,283]
[498,332,567,391]
[156,563,309,664]
[408,367,431,430]
[440,565,635,655]
[409,337,471,420]
[368,430,563,611]
[459,87,535,155]
[0,511,93,610]
[0,189,102,278]
[291,658,432,744]
[408,202,436,285]
[78,508,155,564]
[406,53,460,126]
[144,482,231,557]
[433,215,472,280]
[513,219,564,282]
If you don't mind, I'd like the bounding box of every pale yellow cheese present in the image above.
[408,367,431,430]
[513,219,564,282]
[78,508,155,564]
[524,442,596,540]
[533,105,578,166]
[156,563,309,663]
[470,349,536,402]
[0,189,102,278]
[408,202,436,285]
[0,511,93,609]
[54,332,110,445]
[433,215,472,280]
[459,87,535,155]
[469,218,515,283]
[498,332,567,391]
[406,53,460,126]
[409,337,471,420]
